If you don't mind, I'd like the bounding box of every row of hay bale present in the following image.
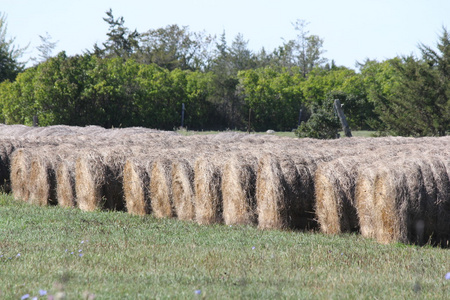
[2,125,449,246]
[315,147,450,246]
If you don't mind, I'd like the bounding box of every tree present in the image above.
[292,20,327,76]
[0,12,26,82]
[273,20,327,76]
[137,24,213,71]
[33,32,58,63]
[364,28,450,136]
[295,93,341,139]
[98,9,139,59]
[238,67,304,131]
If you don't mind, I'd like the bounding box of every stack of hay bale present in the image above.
[1,124,449,246]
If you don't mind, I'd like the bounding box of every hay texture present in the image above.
[372,158,427,244]
[27,146,61,206]
[76,150,106,211]
[221,154,258,225]
[194,154,224,225]
[171,158,196,221]
[56,159,77,208]
[255,154,288,230]
[315,156,369,235]
[10,148,34,202]
[150,156,174,218]
[355,165,379,239]
[123,156,153,216]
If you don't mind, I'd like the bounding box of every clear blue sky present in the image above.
[2,0,450,69]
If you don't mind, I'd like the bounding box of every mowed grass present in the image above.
[1,194,449,299]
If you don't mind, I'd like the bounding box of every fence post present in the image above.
[247,108,251,134]
[297,108,303,127]
[334,99,352,137]
[181,103,185,128]
[32,115,39,127]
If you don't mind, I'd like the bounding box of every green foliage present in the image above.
[362,28,450,136]
[0,52,216,129]
[238,67,304,131]
[98,9,140,59]
[295,96,341,139]
[0,13,25,82]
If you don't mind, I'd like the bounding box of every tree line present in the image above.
[0,10,448,136]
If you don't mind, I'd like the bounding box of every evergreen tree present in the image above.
[0,13,26,82]
[374,28,450,136]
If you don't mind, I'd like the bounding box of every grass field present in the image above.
[176,129,376,138]
[1,194,449,299]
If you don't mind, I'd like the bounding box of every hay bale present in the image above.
[28,146,60,206]
[194,154,224,225]
[56,159,77,208]
[315,156,372,235]
[123,156,153,216]
[221,154,258,225]
[150,156,174,218]
[420,156,450,246]
[76,146,130,212]
[0,141,16,192]
[372,158,427,244]
[288,152,326,230]
[171,158,196,221]
[10,148,34,202]
[355,166,378,239]
[75,151,106,211]
[255,153,288,230]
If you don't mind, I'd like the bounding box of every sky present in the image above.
[2,0,450,69]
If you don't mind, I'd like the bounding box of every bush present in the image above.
[295,109,340,139]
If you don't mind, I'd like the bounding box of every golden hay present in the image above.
[355,165,378,239]
[255,153,288,230]
[315,156,371,235]
[123,156,153,216]
[10,148,34,202]
[372,158,426,245]
[75,150,106,211]
[75,147,131,211]
[171,158,196,221]
[221,153,258,225]
[150,156,174,218]
[27,146,60,206]
[194,154,224,225]
[56,159,77,207]
[419,156,450,246]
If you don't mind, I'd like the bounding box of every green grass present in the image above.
[175,129,375,138]
[1,194,449,299]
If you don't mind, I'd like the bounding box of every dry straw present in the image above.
[75,147,130,211]
[10,148,34,202]
[56,159,77,208]
[150,156,174,218]
[419,156,450,246]
[372,158,427,245]
[255,153,288,230]
[171,158,196,221]
[194,154,224,225]
[123,156,153,216]
[76,150,106,211]
[221,153,258,225]
[355,165,379,239]
[315,155,378,235]
[27,146,61,206]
